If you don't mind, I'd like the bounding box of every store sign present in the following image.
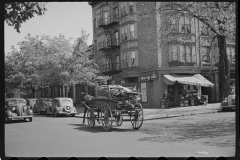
[141,74,158,81]
[141,82,147,102]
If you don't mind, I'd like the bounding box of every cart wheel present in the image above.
[86,108,95,128]
[131,103,143,130]
[114,111,123,126]
[101,103,113,131]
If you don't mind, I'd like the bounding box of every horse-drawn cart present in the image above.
[82,85,143,131]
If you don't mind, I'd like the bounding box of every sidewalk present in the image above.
[74,103,221,120]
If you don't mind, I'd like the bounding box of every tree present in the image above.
[4,2,47,33]
[138,2,236,99]
[6,30,109,97]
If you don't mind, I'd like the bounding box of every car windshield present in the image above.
[62,99,71,102]
[8,100,17,105]
[18,100,26,105]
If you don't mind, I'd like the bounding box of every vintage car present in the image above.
[219,95,236,111]
[33,98,53,115]
[45,97,77,117]
[5,98,33,122]
[26,98,37,109]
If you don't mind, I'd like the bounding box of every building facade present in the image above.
[89,2,236,108]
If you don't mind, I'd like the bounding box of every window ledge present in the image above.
[169,62,196,67]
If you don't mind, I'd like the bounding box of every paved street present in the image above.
[5,111,235,157]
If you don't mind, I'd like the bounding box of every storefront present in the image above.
[162,74,214,107]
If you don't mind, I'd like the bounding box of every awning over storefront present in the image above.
[163,74,214,87]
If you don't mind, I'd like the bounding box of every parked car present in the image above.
[219,95,236,111]
[34,98,53,115]
[46,98,77,117]
[5,98,33,122]
[26,98,37,110]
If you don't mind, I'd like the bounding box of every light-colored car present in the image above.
[5,98,33,122]
[46,98,77,117]
[34,98,53,115]
[219,95,236,111]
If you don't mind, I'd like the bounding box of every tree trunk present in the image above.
[32,88,35,98]
[217,35,230,100]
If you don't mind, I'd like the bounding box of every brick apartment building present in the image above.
[89,2,236,108]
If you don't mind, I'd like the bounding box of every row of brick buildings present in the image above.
[87,2,236,108]
[24,2,235,108]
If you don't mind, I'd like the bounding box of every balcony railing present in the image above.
[98,14,119,27]
[98,40,120,50]
[100,63,121,73]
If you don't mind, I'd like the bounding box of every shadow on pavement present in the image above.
[5,119,30,124]
[69,123,137,133]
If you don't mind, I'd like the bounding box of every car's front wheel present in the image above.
[71,114,75,117]
[29,117,32,122]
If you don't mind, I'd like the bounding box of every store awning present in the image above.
[163,74,214,87]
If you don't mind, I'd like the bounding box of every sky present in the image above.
[4,2,93,53]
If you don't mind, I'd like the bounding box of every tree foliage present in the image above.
[5,30,109,97]
[4,2,47,33]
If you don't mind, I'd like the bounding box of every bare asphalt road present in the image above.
[5,111,235,158]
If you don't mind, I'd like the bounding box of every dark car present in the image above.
[5,98,33,122]
[26,98,37,110]
[34,98,53,115]
[46,98,77,117]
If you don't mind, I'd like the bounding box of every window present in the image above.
[130,51,137,67]
[180,16,191,33]
[115,56,120,70]
[104,11,109,25]
[227,46,235,63]
[115,32,119,45]
[201,25,209,36]
[93,19,96,31]
[121,25,128,42]
[120,2,127,16]
[130,24,135,40]
[186,45,192,62]
[113,7,118,21]
[180,44,192,62]
[96,9,102,27]
[171,17,179,32]
[121,52,129,68]
[171,44,178,61]
[121,52,125,68]
[201,46,210,63]
[129,2,134,13]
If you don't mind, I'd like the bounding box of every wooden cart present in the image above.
[82,85,144,131]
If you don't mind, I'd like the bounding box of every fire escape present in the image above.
[98,2,121,75]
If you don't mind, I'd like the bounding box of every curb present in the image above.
[144,110,219,120]
[75,110,219,120]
